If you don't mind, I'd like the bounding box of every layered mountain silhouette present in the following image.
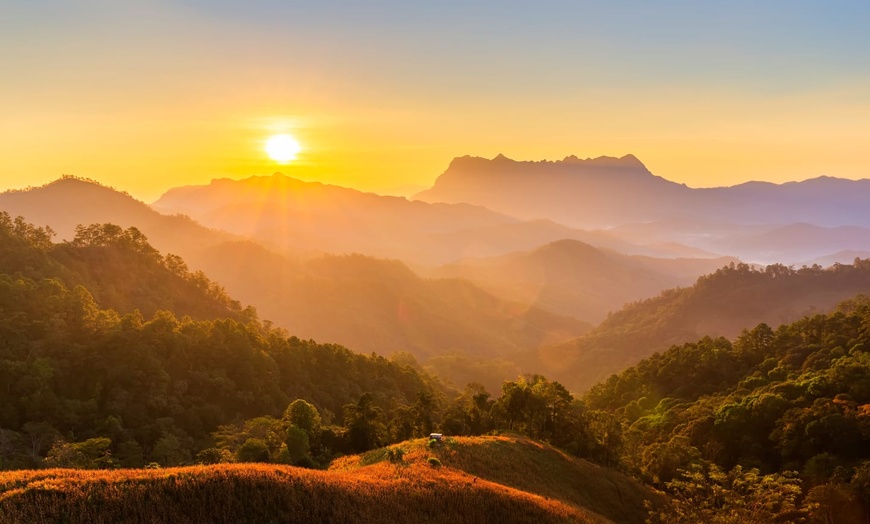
[415,154,870,230]
[152,173,702,264]
[0,178,588,387]
[431,239,736,322]
[0,177,235,255]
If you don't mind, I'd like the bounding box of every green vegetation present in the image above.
[535,260,870,393]
[584,295,870,521]
[332,435,654,524]
[0,214,443,469]
[11,209,870,522]
[0,212,245,321]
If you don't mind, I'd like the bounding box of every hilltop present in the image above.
[332,435,657,524]
[0,435,656,524]
[0,176,232,254]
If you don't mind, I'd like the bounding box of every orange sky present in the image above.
[2,2,869,201]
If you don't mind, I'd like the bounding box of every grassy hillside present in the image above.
[0,435,658,524]
[332,435,657,524]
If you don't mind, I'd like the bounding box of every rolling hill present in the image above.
[526,260,870,393]
[431,239,736,322]
[188,241,588,362]
[1,187,588,391]
[0,435,656,524]
[0,177,234,255]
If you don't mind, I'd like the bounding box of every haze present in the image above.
[5,3,870,522]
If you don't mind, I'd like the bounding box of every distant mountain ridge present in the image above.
[415,154,870,228]
[152,172,702,264]
[432,239,737,322]
[0,178,589,392]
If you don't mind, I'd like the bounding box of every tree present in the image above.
[283,399,322,440]
[151,434,188,467]
[236,438,270,463]
[284,426,310,464]
[21,422,57,466]
[805,482,864,524]
[851,462,870,520]
[343,393,385,453]
[646,464,809,524]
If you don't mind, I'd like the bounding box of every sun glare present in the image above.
[265,134,302,163]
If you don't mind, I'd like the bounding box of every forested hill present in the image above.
[0,212,245,321]
[0,214,444,469]
[529,260,870,393]
[583,295,870,520]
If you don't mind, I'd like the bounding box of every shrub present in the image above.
[387,448,405,464]
[427,457,442,468]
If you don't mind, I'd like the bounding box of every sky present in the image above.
[2,0,870,201]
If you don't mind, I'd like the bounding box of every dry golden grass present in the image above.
[0,435,655,523]
[333,435,658,524]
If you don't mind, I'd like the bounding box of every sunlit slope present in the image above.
[0,212,244,321]
[0,439,620,524]
[332,435,656,524]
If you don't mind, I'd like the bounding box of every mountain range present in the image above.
[4,151,870,394]
[152,173,704,264]
[0,179,588,393]
[416,154,870,228]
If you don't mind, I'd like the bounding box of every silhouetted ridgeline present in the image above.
[415,154,870,228]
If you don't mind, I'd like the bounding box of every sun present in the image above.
[265,134,302,163]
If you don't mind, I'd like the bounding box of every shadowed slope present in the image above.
[527,260,870,393]
[190,242,589,362]
[433,239,736,322]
